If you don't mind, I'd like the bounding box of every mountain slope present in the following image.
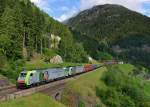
[61,64,150,107]
[67,4,150,68]
[67,4,150,42]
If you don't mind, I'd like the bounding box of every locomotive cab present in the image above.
[16,71,27,88]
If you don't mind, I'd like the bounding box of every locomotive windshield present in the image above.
[20,72,26,77]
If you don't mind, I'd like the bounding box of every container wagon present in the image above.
[17,64,100,89]
[84,64,93,72]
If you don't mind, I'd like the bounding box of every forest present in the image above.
[0,0,87,80]
[67,4,150,69]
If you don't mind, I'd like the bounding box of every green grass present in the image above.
[116,64,135,74]
[0,93,66,107]
[144,81,150,96]
[62,64,148,107]
[65,67,107,96]
[62,67,107,106]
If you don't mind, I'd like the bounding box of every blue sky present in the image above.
[31,0,150,22]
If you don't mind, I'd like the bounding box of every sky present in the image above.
[30,0,150,22]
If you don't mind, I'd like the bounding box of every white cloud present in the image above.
[30,0,41,5]
[30,0,53,14]
[56,7,79,22]
[30,0,150,22]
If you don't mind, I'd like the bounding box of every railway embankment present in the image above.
[0,68,91,102]
[61,64,150,107]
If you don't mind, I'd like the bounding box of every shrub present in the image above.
[0,52,7,68]
[97,88,121,107]
[120,95,135,107]
[97,66,149,107]
[102,67,125,87]
[96,51,113,60]
[43,48,58,58]
[78,100,85,107]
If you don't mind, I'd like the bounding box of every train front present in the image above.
[16,71,27,88]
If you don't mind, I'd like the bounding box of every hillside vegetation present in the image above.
[0,93,66,107]
[67,4,150,68]
[97,65,150,107]
[0,0,87,80]
[61,67,107,107]
[61,64,150,107]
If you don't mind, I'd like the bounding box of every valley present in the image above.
[0,0,150,107]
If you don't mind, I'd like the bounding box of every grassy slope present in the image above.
[117,64,135,74]
[62,67,107,106]
[0,93,66,107]
[61,64,150,106]
[144,81,150,96]
[118,64,150,96]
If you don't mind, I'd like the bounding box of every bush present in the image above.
[43,48,58,58]
[0,59,25,81]
[102,67,125,87]
[102,88,120,107]
[96,51,113,60]
[78,100,85,107]
[0,52,7,68]
[121,83,147,107]
[97,66,149,107]
[120,95,135,107]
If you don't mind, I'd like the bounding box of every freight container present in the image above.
[92,64,97,69]
[84,64,93,72]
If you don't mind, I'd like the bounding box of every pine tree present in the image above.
[0,1,23,59]
[0,0,6,17]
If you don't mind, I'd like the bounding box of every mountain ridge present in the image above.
[66,4,150,68]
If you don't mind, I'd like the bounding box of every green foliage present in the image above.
[0,51,7,68]
[96,66,149,107]
[78,100,85,107]
[43,48,57,58]
[0,0,88,80]
[114,33,150,68]
[67,4,150,68]
[0,0,87,62]
[68,4,150,44]
[102,67,124,87]
[0,59,25,81]
[0,4,23,59]
[59,35,88,63]
[0,93,66,107]
[96,51,113,60]
[61,67,107,107]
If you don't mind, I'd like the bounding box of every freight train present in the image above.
[16,64,101,89]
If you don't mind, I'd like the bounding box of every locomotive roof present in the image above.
[22,65,83,71]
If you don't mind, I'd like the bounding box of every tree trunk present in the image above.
[35,35,37,52]
[41,38,43,54]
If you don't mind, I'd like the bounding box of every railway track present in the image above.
[0,69,87,102]
[0,63,119,103]
[0,86,18,96]
[0,65,107,102]
[0,85,16,90]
